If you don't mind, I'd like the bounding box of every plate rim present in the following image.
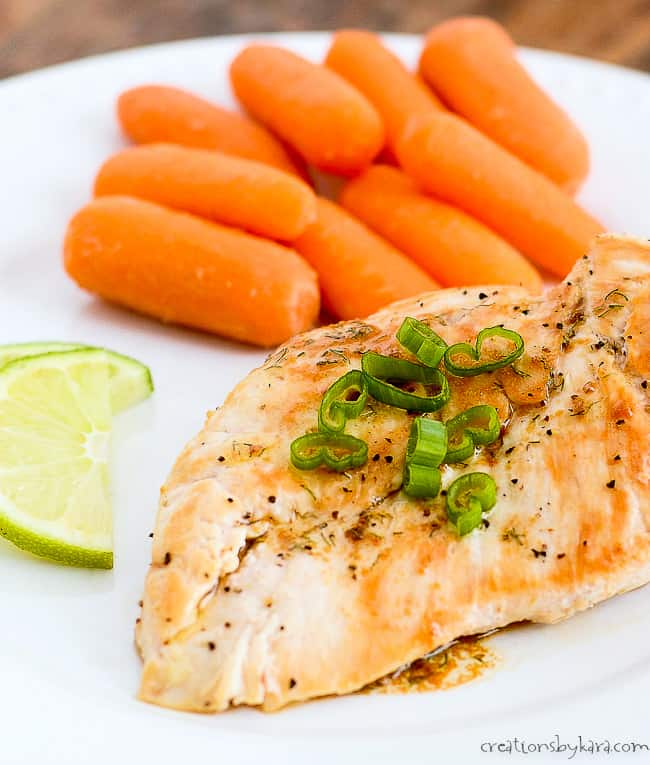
[2,30,649,96]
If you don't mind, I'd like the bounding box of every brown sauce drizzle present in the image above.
[361,635,498,695]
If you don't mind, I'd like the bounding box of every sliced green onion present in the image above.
[361,352,450,412]
[444,326,525,377]
[407,418,447,467]
[444,434,474,463]
[290,432,368,472]
[403,463,442,498]
[403,417,447,498]
[455,505,485,536]
[444,405,500,463]
[446,472,497,535]
[318,370,368,433]
[397,317,448,368]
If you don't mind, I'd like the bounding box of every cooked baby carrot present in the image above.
[325,30,442,151]
[117,85,302,176]
[64,196,320,347]
[341,165,542,292]
[293,197,437,320]
[230,44,384,175]
[395,112,603,277]
[94,144,316,241]
[419,17,589,193]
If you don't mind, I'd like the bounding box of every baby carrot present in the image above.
[94,144,316,241]
[63,196,320,347]
[293,197,437,320]
[325,30,442,151]
[230,44,384,175]
[117,85,302,176]
[340,165,542,292]
[395,112,603,277]
[419,17,589,193]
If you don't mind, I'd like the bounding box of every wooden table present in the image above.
[2,0,650,78]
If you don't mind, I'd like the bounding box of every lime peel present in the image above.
[0,508,112,569]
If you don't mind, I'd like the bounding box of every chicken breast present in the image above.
[137,234,650,712]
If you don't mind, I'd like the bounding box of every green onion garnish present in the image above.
[403,417,447,498]
[454,503,485,536]
[318,370,368,433]
[361,351,450,412]
[444,405,500,463]
[396,317,447,367]
[444,326,524,377]
[446,472,497,535]
[290,432,368,472]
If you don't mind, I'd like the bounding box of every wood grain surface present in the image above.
[1,0,649,79]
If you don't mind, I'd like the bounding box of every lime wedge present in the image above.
[0,349,114,568]
[0,342,153,414]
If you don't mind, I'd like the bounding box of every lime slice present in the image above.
[0,349,113,568]
[0,342,153,414]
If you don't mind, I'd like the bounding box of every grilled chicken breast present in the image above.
[137,234,650,712]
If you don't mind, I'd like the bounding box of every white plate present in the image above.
[1,32,650,765]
